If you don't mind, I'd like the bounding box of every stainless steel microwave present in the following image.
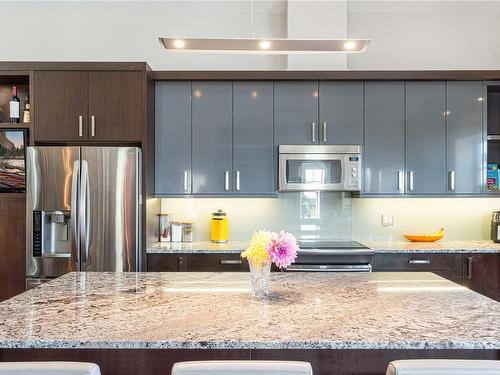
[278,145,362,192]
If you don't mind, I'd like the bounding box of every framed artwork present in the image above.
[0,129,26,193]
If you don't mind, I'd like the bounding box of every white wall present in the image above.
[2,0,500,70]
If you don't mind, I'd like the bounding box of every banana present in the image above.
[430,228,444,237]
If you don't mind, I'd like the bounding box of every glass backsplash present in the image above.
[274,192,352,240]
[160,192,352,241]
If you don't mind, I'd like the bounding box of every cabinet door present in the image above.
[374,253,463,285]
[274,82,319,145]
[464,254,500,301]
[192,82,233,194]
[233,82,275,195]
[319,82,363,145]
[187,254,249,272]
[155,82,192,195]
[406,82,446,194]
[147,254,187,272]
[88,71,143,142]
[446,81,483,194]
[34,71,88,142]
[364,82,405,194]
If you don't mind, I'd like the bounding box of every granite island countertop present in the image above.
[0,271,499,350]
[147,240,500,254]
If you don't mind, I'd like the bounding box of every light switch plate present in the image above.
[381,214,394,228]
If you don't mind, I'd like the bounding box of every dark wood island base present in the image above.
[2,349,500,375]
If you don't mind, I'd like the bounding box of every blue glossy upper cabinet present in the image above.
[319,82,364,145]
[274,82,319,144]
[405,82,447,194]
[446,81,483,194]
[155,82,192,195]
[192,82,233,194]
[364,82,405,194]
[233,82,275,195]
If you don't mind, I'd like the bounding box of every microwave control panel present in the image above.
[346,156,361,190]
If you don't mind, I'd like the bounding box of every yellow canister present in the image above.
[210,209,228,243]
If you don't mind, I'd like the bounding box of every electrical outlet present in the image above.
[381,214,394,228]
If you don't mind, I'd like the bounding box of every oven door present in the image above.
[279,153,348,191]
[287,249,374,272]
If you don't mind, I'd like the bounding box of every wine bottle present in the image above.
[9,86,20,123]
[22,94,30,124]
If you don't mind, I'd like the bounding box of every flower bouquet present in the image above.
[241,230,299,299]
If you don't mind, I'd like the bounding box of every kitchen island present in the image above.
[0,272,499,374]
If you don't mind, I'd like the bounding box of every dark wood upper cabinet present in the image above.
[34,71,88,142]
[88,71,143,142]
[34,70,144,143]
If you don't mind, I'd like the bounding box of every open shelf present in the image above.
[0,122,30,129]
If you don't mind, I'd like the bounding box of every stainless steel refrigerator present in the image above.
[26,147,141,288]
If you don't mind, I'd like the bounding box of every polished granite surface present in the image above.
[147,241,247,254]
[364,240,500,253]
[0,272,499,350]
[147,240,500,254]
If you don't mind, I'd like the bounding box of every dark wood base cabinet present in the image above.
[147,253,249,272]
[463,253,500,301]
[0,195,26,302]
[1,348,499,375]
[373,253,464,284]
[374,253,500,302]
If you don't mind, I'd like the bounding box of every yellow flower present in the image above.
[241,230,271,263]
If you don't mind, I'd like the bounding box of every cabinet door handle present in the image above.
[178,256,184,271]
[235,170,240,191]
[78,116,84,137]
[91,115,96,137]
[183,171,189,191]
[311,122,316,143]
[448,170,455,191]
[397,170,403,192]
[408,170,414,191]
[220,259,242,265]
[408,259,430,264]
[466,256,473,279]
[224,171,230,191]
[322,122,327,143]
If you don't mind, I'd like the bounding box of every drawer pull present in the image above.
[408,259,430,264]
[220,259,242,265]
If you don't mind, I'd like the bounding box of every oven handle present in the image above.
[287,264,372,272]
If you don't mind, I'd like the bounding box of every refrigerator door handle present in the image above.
[80,160,91,264]
[70,160,80,265]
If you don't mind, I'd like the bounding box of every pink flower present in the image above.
[265,231,298,269]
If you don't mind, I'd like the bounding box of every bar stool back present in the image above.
[387,359,500,374]
[0,362,101,375]
[172,360,313,375]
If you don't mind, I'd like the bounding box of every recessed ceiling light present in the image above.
[173,39,185,49]
[159,38,371,54]
[343,41,357,50]
[259,40,271,49]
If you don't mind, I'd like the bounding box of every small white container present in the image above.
[170,222,183,243]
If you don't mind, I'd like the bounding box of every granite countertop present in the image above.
[0,271,499,350]
[147,241,248,254]
[147,240,500,254]
[364,240,500,253]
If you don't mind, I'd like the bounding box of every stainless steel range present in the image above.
[287,240,373,272]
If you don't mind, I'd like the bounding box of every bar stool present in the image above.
[172,361,313,375]
[0,362,101,375]
[386,359,500,374]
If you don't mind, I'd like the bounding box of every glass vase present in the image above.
[248,258,272,299]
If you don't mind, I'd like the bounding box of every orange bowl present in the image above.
[404,234,443,242]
